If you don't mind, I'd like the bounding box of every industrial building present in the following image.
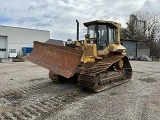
[121,39,150,59]
[0,25,50,58]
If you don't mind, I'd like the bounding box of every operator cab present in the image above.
[84,20,119,50]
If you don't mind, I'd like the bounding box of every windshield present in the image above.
[87,25,96,38]
[87,24,117,50]
[98,24,116,50]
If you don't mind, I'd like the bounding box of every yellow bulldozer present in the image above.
[24,20,132,92]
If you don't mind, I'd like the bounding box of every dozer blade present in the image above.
[23,41,83,78]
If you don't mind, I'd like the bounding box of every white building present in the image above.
[0,25,50,58]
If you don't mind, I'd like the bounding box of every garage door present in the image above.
[122,41,137,59]
[0,36,7,58]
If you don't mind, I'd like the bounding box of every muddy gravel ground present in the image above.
[0,59,160,120]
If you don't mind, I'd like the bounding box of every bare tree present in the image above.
[126,14,147,41]
[125,10,160,58]
[120,28,131,39]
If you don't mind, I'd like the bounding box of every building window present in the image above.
[0,48,6,51]
[9,49,16,53]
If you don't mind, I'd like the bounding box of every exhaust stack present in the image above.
[76,19,79,40]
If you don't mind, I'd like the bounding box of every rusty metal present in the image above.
[80,55,125,77]
[23,41,83,78]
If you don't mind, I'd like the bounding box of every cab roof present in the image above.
[83,20,121,28]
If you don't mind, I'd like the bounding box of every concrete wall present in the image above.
[0,25,50,57]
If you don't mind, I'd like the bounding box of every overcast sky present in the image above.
[0,0,159,40]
